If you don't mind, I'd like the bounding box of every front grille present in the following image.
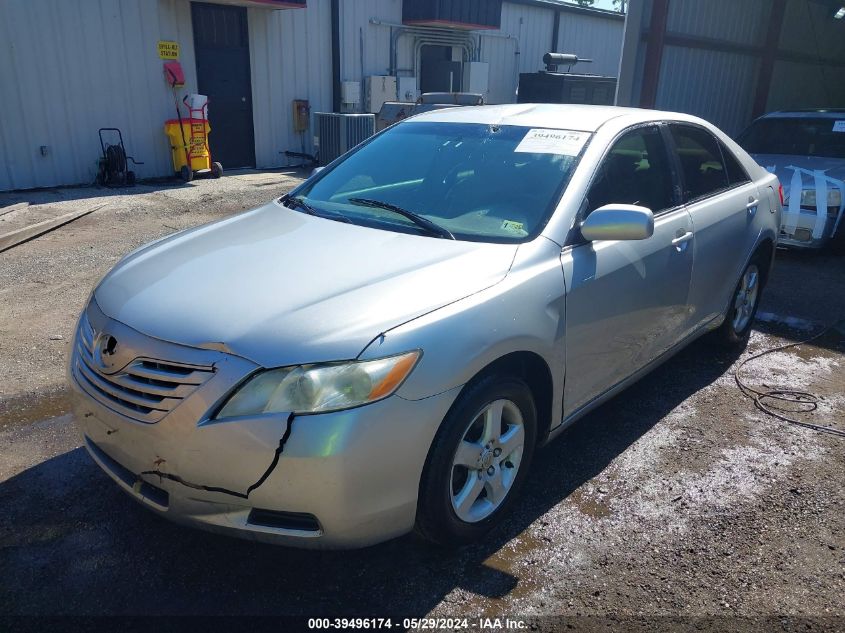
[73,314,214,423]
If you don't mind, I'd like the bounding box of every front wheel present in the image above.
[415,375,537,546]
[715,257,764,346]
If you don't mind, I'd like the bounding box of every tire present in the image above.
[714,254,766,347]
[830,226,845,255]
[211,161,223,179]
[179,165,194,183]
[415,374,537,546]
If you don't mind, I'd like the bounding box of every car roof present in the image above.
[760,109,845,120]
[407,103,688,133]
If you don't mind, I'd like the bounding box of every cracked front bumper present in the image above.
[69,305,461,549]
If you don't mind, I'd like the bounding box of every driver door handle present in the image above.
[671,231,694,250]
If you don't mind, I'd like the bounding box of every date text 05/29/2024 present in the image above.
[307,617,528,630]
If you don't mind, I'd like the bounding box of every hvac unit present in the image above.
[313,112,376,165]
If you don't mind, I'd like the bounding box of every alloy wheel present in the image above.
[732,263,760,333]
[449,399,525,523]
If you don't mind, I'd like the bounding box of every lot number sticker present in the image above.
[833,120,845,133]
[515,129,589,156]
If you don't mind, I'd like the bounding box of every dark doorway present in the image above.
[191,2,255,168]
[419,45,463,93]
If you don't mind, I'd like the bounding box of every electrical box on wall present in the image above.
[292,99,310,132]
[463,62,489,100]
[341,81,361,110]
[365,76,397,113]
[398,77,418,103]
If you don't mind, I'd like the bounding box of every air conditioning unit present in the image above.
[313,112,376,165]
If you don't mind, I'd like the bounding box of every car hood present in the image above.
[94,201,519,368]
[750,154,845,199]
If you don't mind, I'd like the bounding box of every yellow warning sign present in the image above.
[158,41,180,60]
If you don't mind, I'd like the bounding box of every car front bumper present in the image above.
[69,303,461,549]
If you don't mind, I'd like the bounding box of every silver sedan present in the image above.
[69,104,781,548]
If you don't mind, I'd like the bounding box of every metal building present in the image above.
[617,0,845,135]
[0,0,624,191]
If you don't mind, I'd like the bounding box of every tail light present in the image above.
[777,182,784,206]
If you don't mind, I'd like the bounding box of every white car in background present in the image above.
[737,109,845,251]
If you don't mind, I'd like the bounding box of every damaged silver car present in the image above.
[737,109,845,251]
[70,104,781,548]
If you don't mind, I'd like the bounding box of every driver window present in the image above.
[585,126,675,215]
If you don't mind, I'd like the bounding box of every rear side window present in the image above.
[719,142,750,186]
[586,125,675,214]
[669,125,729,201]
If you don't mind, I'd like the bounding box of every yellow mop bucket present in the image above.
[164,118,211,178]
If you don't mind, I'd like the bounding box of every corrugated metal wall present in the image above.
[475,3,624,105]
[768,0,845,112]
[656,46,759,138]
[0,0,198,191]
[656,0,767,134]
[556,11,625,78]
[339,0,403,81]
[484,2,552,104]
[0,0,625,190]
[617,0,845,136]
[665,0,768,45]
[249,0,333,167]
[335,0,623,106]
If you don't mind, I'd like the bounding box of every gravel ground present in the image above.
[0,175,843,629]
[0,169,305,403]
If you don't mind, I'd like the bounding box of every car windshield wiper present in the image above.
[282,195,351,223]
[347,198,455,240]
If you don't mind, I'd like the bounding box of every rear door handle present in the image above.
[746,198,759,215]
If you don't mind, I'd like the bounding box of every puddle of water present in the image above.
[0,388,72,429]
[567,487,612,519]
[755,311,817,332]
[469,531,546,606]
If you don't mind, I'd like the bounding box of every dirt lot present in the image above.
[0,173,843,628]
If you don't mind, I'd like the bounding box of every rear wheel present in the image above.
[830,226,845,255]
[715,256,764,346]
[416,374,537,546]
[180,165,194,182]
[211,162,223,179]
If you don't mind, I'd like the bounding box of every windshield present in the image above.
[293,122,588,242]
[737,117,845,159]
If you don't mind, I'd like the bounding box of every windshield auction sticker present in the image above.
[833,120,845,133]
[514,129,589,156]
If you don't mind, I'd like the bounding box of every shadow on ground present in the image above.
[0,337,742,617]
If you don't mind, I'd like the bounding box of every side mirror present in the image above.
[580,204,654,242]
[310,166,325,178]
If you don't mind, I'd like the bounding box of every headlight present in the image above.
[215,351,421,418]
[799,188,842,208]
